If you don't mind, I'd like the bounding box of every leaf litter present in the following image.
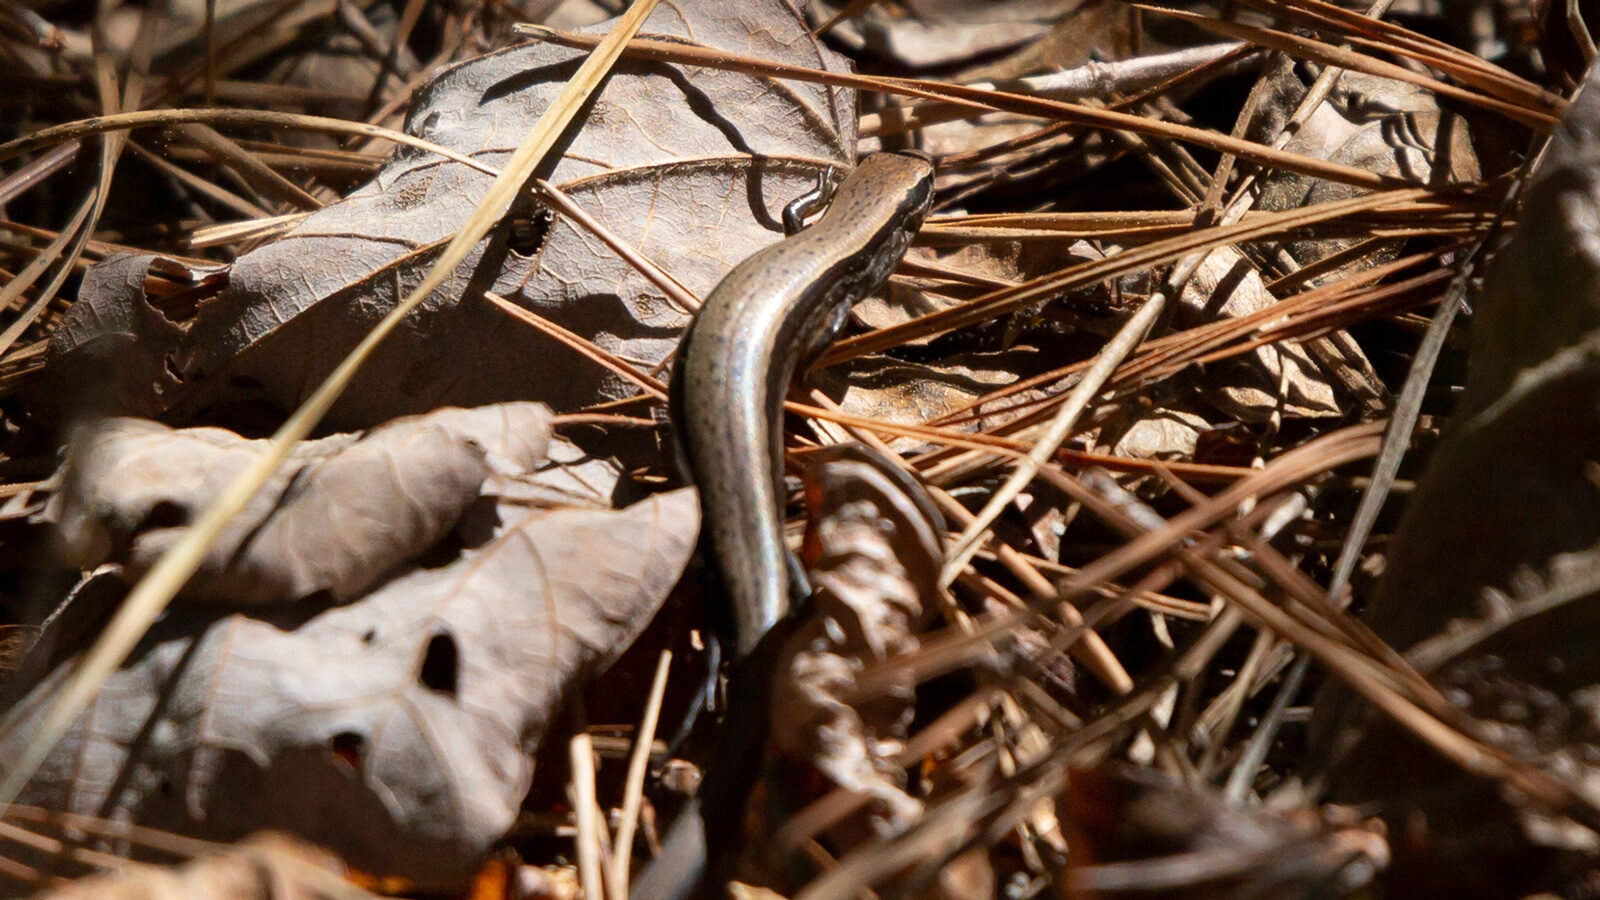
[0,0,1598,896]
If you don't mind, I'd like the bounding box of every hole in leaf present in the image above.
[330,731,366,771]
[418,632,459,697]
[136,500,188,532]
[142,270,223,323]
[361,629,377,646]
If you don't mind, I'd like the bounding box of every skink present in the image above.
[673,150,936,658]
[636,152,934,900]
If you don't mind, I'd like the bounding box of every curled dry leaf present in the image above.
[1318,61,1600,895]
[265,6,418,133]
[38,253,222,422]
[1254,68,1481,274]
[821,348,1051,432]
[1180,65,1482,422]
[1104,405,1209,462]
[47,403,554,606]
[2,483,699,888]
[755,445,943,885]
[49,0,856,428]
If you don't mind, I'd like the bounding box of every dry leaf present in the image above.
[1180,64,1484,422]
[2,484,698,888]
[1103,405,1209,461]
[756,445,943,886]
[1254,67,1480,274]
[822,348,1051,433]
[38,253,223,422]
[828,241,1106,433]
[1177,245,1347,421]
[52,0,857,429]
[47,403,554,606]
[265,6,417,132]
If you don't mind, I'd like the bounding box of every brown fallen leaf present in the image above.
[1102,404,1209,463]
[830,240,1109,435]
[37,253,223,423]
[3,408,697,889]
[1176,244,1347,422]
[50,0,857,429]
[1253,67,1480,275]
[821,348,1055,436]
[746,445,942,888]
[47,403,553,606]
[1156,59,1483,424]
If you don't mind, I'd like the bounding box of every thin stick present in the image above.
[0,140,80,206]
[813,0,878,36]
[570,732,604,900]
[1325,142,1537,606]
[802,389,1133,693]
[822,187,1435,363]
[0,59,132,359]
[610,650,673,894]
